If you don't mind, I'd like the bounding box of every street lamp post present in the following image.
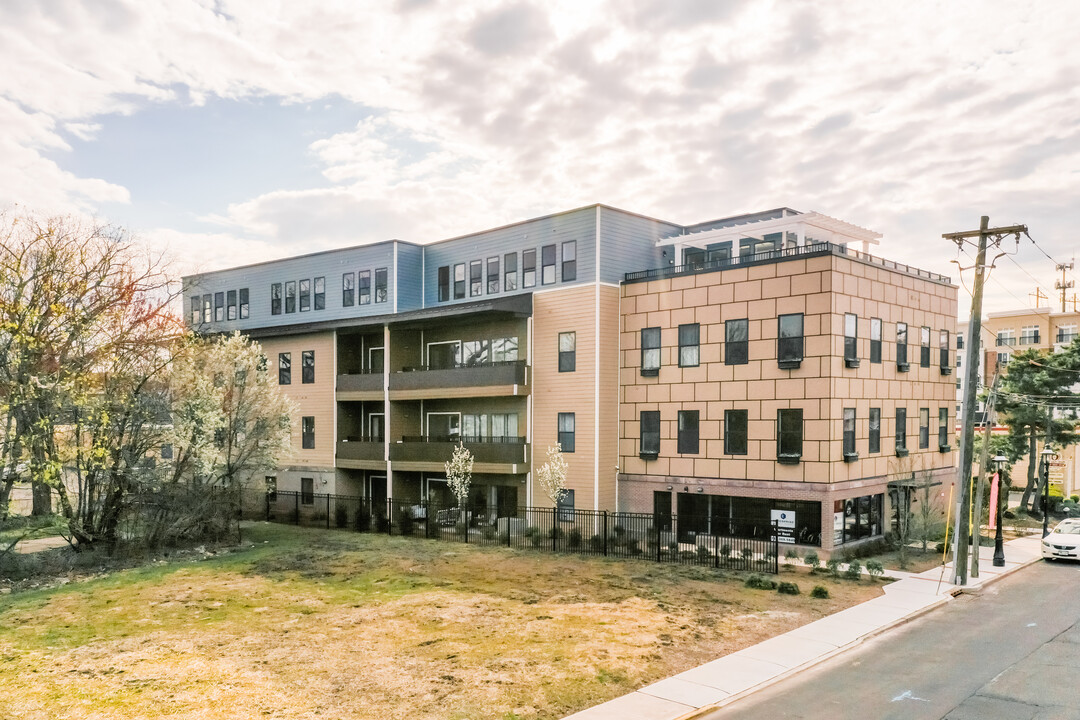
[992,454,1008,567]
[1041,448,1055,539]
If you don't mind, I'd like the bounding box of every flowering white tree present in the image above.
[444,441,473,509]
[536,444,569,507]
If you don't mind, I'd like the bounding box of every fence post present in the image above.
[294,493,300,525]
[714,531,719,569]
[773,521,779,574]
[265,491,270,521]
[326,495,331,529]
[387,499,392,535]
[464,508,469,544]
[603,510,608,557]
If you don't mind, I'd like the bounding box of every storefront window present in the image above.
[834,493,884,544]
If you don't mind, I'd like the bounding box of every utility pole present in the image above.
[1029,287,1047,309]
[971,373,999,579]
[943,217,1027,585]
[1055,262,1074,313]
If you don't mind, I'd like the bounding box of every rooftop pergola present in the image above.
[657,211,883,258]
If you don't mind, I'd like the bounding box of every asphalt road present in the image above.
[705,560,1080,720]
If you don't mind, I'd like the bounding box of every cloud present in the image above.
[467,3,553,57]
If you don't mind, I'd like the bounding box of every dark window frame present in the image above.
[920,326,931,367]
[301,477,314,505]
[487,256,500,294]
[558,412,575,453]
[503,252,517,291]
[239,288,249,319]
[640,411,660,459]
[725,318,748,365]
[870,317,882,364]
[374,268,388,303]
[843,407,857,460]
[203,294,211,324]
[677,410,699,455]
[227,290,237,321]
[301,416,315,450]
[896,322,909,370]
[284,281,296,313]
[869,408,881,454]
[359,270,371,305]
[777,408,803,463]
[314,276,325,310]
[437,266,449,302]
[541,244,556,285]
[778,313,804,369]
[641,327,661,376]
[844,313,859,367]
[724,409,748,455]
[278,352,291,385]
[302,350,315,384]
[190,296,201,325]
[522,249,536,288]
[939,329,951,374]
[939,408,949,450]
[558,331,576,372]
[343,272,355,307]
[678,323,700,368]
[453,264,465,299]
[271,283,282,315]
[919,408,930,449]
[470,260,483,297]
[895,408,908,456]
[561,240,576,282]
[299,279,310,312]
[214,291,224,322]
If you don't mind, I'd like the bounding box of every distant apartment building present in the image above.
[184,204,957,555]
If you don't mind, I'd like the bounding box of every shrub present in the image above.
[740,547,754,563]
[843,560,862,581]
[1002,509,1016,520]
[697,545,712,561]
[811,585,830,599]
[397,510,415,536]
[354,507,371,532]
[720,544,732,560]
[589,534,604,552]
[804,551,820,572]
[668,540,680,553]
[548,526,565,541]
[777,581,800,595]
[784,549,800,565]
[334,503,349,528]
[482,526,497,541]
[568,528,583,549]
[865,560,884,580]
[612,525,626,538]
[524,525,541,548]
[1072,494,1079,503]
[311,512,328,522]
[497,531,510,545]
[745,574,778,590]
[826,558,842,577]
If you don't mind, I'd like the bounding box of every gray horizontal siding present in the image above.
[597,207,680,284]
[395,241,424,312]
[422,207,598,307]
[183,242,405,332]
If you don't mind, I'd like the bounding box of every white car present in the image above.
[1042,519,1080,561]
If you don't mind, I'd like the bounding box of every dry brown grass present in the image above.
[0,524,885,720]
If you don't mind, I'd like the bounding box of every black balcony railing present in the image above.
[337,373,384,393]
[254,491,780,574]
[1057,332,1077,344]
[624,241,951,285]
[336,439,386,461]
[391,436,529,464]
[390,360,527,391]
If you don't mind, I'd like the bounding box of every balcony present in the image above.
[389,361,529,399]
[390,435,530,472]
[1019,333,1040,345]
[1057,332,1077,344]
[336,439,387,469]
[337,372,384,400]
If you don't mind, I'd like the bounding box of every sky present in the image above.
[2,0,1079,318]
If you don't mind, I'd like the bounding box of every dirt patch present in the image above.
[0,524,884,719]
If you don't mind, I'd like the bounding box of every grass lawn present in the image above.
[0,523,885,720]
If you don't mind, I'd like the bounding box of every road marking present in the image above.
[1027,623,1037,627]
[891,690,929,703]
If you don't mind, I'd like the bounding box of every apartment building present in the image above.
[183,203,957,554]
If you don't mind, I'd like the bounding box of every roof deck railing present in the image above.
[623,241,951,285]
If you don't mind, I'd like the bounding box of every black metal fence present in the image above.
[258,491,779,574]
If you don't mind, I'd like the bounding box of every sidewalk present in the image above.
[564,535,1043,720]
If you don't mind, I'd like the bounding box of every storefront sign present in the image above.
[771,509,796,544]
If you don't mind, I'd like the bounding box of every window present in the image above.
[844,313,859,367]
[285,281,296,313]
[299,279,310,311]
[641,327,661,376]
[996,329,1015,346]
[778,313,804,368]
[843,408,857,460]
[777,409,803,463]
[470,260,483,296]
[558,332,576,372]
[640,411,660,458]
[541,244,556,284]
[203,294,212,324]
[214,291,224,322]
[895,408,907,455]
[462,340,490,366]
[161,443,173,460]
[557,489,575,522]
[939,408,949,450]
[190,296,201,325]
[487,256,499,294]
[997,352,1010,368]
[678,410,699,454]
[678,323,700,367]
[227,290,237,321]
[896,322,909,370]
[278,353,291,385]
[301,477,314,505]
[437,266,449,302]
[919,408,929,449]
[453,263,466,299]
[522,249,536,288]
[359,270,371,305]
[1057,325,1077,344]
[504,252,517,291]
[491,413,518,439]
[939,329,950,373]
[920,326,930,367]
[492,337,519,362]
[1019,325,1038,345]
[869,408,881,454]
[239,288,249,319]
[870,318,882,363]
[375,268,388,303]
[837,494,884,544]
[724,410,748,455]
[343,272,355,306]
[956,333,964,350]
[725,319,748,365]
[462,413,487,440]
[271,283,282,315]
[314,276,325,310]
[302,416,315,450]
[562,241,576,281]
[302,350,315,384]
[558,413,575,452]
[684,248,705,268]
